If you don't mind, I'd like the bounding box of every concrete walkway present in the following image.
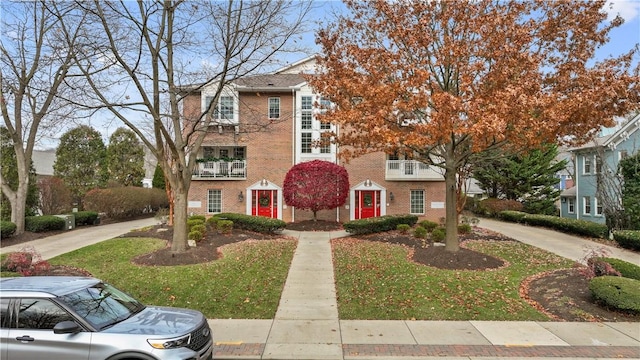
[1,218,639,359]
[480,218,640,265]
[1,217,158,260]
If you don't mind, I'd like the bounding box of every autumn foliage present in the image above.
[308,0,639,251]
[283,160,349,220]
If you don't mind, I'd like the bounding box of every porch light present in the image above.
[364,179,372,187]
[260,178,269,187]
[389,192,394,201]
[561,197,566,203]
[238,191,244,202]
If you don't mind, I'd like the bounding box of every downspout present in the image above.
[291,88,296,223]
[576,155,580,220]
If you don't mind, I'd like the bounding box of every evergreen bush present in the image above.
[215,213,284,234]
[396,224,411,234]
[595,257,640,280]
[413,226,427,239]
[418,220,438,232]
[589,276,640,313]
[431,227,446,242]
[613,230,640,251]
[24,215,65,232]
[498,210,528,223]
[0,221,16,238]
[343,214,418,234]
[72,211,99,226]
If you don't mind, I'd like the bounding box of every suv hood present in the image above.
[102,306,205,335]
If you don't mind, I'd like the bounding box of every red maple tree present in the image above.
[308,0,639,251]
[283,160,350,221]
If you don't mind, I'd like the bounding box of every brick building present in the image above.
[185,56,446,223]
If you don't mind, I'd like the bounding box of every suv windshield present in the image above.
[59,282,145,330]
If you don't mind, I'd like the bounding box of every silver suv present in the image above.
[0,276,213,360]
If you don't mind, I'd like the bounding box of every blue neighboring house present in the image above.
[560,113,640,225]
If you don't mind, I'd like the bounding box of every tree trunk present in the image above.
[171,186,189,253]
[444,165,460,252]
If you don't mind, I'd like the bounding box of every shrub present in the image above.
[498,210,528,223]
[25,215,65,232]
[189,215,206,222]
[206,216,220,229]
[478,198,524,217]
[188,230,203,242]
[217,220,233,234]
[586,258,621,279]
[413,226,427,239]
[72,211,99,226]
[191,224,206,235]
[521,214,609,238]
[418,220,438,232]
[457,223,472,234]
[613,230,640,251]
[187,218,205,231]
[215,213,285,234]
[595,257,640,281]
[343,214,418,235]
[431,227,446,242]
[1,246,50,276]
[589,276,640,313]
[84,187,168,219]
[396,224,411,234]
[0,221,16,238]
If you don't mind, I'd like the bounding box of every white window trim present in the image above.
[595,198,603,216]
[410,190,425,215]
[207,189,222,214]
[568,198,575,214]
[268,97,280,119]
[582,155,592,175]
[582,196,591,215]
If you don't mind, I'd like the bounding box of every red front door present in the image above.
[252,190,278,218]
[355,190,380,219]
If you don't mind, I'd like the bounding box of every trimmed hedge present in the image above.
[216,220,233,234]
[498,210,528,223]
[589,276,640,313]
[396,224,411,234]
[595,257,640,281]
[1,221,17,238]
[214,213,285,234]
[413,226,427,239]
[343,214,419,235]
[613,230,640,251]
[25,215,65,232]
[71,211,99,226]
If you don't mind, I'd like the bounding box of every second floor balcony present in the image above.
[386,160,444,181]
[193,160,246,180]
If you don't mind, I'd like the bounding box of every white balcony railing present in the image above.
[193,160,246,179]
[385,160,444,181]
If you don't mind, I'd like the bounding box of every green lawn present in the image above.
[5,233,577,321]
[332,238,575,320]
[49,237,296,319]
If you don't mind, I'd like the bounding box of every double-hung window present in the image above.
[410,190,425,214]
[269,97,280,119]
[583,156,592,174]
[583,196,591,215]
[208,190,222,213]
[568,198,575,214]
[595,198,603,216]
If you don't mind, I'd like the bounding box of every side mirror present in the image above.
[53,321,82,334]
